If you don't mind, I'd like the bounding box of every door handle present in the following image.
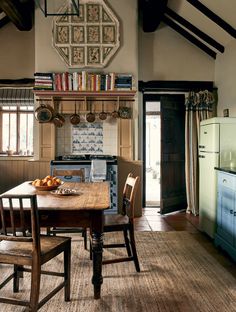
[230,209,234,214]
[199,155,205,158]
[64,175,72,179]
[199,145,205,148]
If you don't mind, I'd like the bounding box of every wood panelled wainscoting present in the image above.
[0,159,50,193]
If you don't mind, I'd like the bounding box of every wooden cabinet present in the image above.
[215,171,236,261]
[38,123,55,160]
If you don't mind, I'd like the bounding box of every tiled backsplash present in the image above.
[56,115,118,156]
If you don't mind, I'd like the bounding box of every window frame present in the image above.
[0,105,34,155]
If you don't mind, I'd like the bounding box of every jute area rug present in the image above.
[1,231,236,312]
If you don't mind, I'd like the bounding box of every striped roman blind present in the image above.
[0,88,34,106]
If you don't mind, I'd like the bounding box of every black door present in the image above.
[160,94,187,214]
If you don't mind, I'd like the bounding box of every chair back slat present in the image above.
[0,194,40,250]
[53,169,85,182]
[0,198,6,235]
[19,198,27,236]
[122,173,140,219]
[9,198,16,236]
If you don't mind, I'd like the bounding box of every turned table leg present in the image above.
[91,231,103,299]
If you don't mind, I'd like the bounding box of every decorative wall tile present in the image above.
[56,116,118,156]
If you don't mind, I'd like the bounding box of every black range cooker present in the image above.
[50,154,118,214]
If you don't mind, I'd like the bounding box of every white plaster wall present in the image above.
[35,0,138,77]
[34,0,139,158]
[215,40,236,117]
[0,23,35,79]
[138,22,215,81]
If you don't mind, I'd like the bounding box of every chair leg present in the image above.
[13,265,20,292]
[64,243,71,302]
[82,228,87,250]
[46,227,51,235]
[123,229,132,257]
[129,226,140,272]
[89,240,93,260]
[29,261,41,311]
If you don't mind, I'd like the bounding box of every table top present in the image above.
[2,181,110,211]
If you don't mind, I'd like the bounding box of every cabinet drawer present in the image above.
[218,172,236,190]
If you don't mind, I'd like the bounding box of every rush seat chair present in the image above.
[90,173,140,272]
[0,194,71,311]
[46,168,88,249]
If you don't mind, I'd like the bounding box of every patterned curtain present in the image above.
[185,90,215,215]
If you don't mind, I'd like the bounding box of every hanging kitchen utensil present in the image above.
[99,101,107,120]
[111,97,119,119]
[70,101,80,125]
[34,100,54,123]
[52,101,65,127]
[118,102,132,119]
[86,101,96,123]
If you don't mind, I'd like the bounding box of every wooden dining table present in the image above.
[1,181,111,299]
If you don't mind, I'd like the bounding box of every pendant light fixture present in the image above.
[34,0,80,17]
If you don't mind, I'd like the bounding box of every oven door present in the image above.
[51,164,91,182]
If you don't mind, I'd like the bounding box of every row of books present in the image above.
[34,72,53,90]
[34,72,133,91]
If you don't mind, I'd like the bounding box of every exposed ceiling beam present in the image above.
[139,0,168,32]
[0,0,34,31]
[139,80,214,92]
[186,0,236,38]
[165,8,224,53]
[0,15,10,28]
[162,15,216,59]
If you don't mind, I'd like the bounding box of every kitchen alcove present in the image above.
[33,90,136,161]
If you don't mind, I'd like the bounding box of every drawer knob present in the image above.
[223,179,227,183]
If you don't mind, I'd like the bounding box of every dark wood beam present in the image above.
[0,0,34,31]
[186,0,236,38]
[139,0,168,32]
[162,15,216,59]
[0,15,10,28]
[165,8,224,53]
[138,80,214,92]
[0,78,34,86]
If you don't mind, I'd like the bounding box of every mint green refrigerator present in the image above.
[199,117,236,238]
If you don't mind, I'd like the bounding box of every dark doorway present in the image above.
[143,94,187,214]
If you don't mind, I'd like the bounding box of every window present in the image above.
[0,88,34,156]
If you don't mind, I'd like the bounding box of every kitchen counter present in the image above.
[215,167,236,175]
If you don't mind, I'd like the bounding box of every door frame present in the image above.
[142,93,162,208]
[142,93,186,211]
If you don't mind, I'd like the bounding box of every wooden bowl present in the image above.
[30,182,62,191]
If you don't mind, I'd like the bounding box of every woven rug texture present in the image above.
[1,231,236,312]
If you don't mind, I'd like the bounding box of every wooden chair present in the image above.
[0,194,71,311]
[47,168,88,249]
[99,173,140,272]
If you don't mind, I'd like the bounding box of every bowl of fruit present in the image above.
[31,175,63,191]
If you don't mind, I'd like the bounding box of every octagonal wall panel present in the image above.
[52,0,120,68]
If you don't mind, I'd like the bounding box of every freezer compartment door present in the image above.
[199,152,219,238]
[199,123,219,152]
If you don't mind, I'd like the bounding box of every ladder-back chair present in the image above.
[0,193,71,311]
[100,173,141,272]
[47,168,87,249]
